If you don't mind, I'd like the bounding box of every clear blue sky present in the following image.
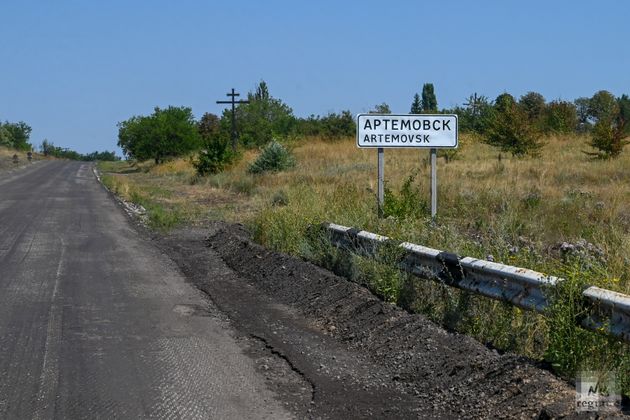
[1,0,628,154]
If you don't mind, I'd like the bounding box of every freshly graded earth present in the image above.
[156,222,602,419]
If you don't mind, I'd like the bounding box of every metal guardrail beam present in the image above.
[324,223,630,344]
[582,286,630,343]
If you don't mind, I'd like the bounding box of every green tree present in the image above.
[421,83,437,113]
[461,93,492,133]
[254,80,270,101]
[198,112,221,140]
[518,92,546,123]
[588,90,618,122]
[0,126,12,147]
[117,106,201,163]
[117,115,153,161]
[1,121,32,150]
[618,94,630,135]
[82,151,120,161]
[370,103,391,114]
[294,111,355,139]
[543,100,578,134]
[588,116,628,158]
[41,139,54,156]
[587,93,629,158]
[410,93,422,114]
[319,111,355,138]
[484,93,544,157]
[494,93,515,113]
[231,81,296,147]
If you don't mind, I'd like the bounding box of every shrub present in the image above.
[193,135,238,175]
[271,190,289,206]
[383,174,428,219]
[248,140,295,174]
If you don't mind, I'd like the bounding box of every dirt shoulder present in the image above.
[0,151,46,177]
[152,222,599,419]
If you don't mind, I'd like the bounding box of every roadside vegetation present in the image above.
[1,119,119,161]
[101,81,630,396]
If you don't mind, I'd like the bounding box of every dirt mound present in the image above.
[205,223,584,418]
[156,222,602,418]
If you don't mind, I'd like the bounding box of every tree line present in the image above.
[40,140,120,161]
[117,80,356,173]
[1,118,120,161]
[422,84,629,158]
[116,81,630,177]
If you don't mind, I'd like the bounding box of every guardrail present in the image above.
[324,222,630,344]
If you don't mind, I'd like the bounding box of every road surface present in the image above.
[0,161,292,419]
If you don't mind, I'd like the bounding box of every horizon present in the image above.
[1,0,629,154]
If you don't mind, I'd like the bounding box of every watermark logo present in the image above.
[576,371,621,413]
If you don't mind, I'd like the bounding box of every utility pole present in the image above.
[216,88,250,152]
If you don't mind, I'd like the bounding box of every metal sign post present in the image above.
[430,148,437,218]
[356,114,458,218]
[216,88,250,152]
[377,147,384,217]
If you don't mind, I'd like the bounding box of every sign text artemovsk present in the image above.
[357,114,458,148]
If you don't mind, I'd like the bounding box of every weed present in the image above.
[231,175,257,195]
[383,174,428,219]
[544,260,630,394]
[145,203,183,231]
[271,190,289,206]
[193,136,239,175]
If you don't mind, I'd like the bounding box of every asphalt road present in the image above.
[0,161,293,419]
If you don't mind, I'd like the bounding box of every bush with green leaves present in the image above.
[248,140,295,174]
[383,174,428,219]
[193,134,238,175]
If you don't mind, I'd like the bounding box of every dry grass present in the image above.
[0,146,46,172]
[99,134,630,292]
[99,134,630,392]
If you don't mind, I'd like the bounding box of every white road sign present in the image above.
[357,114,458,148]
